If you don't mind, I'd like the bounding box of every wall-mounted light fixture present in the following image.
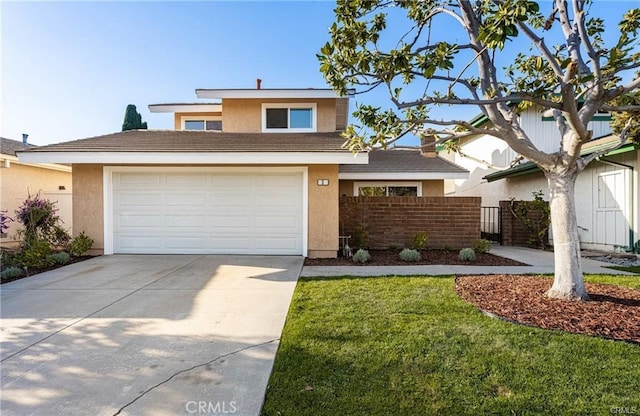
[59,186,66,190]
[316,179,329,186]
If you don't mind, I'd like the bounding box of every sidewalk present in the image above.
[300,245,638,277]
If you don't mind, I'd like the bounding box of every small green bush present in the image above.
[1,266,23,280]
[458,247,476,262]
[48,251,70,265]
[411,232,429,250]
[14,240,54,268]
[353,249,371,264]
[472,239,492,254]
[68,232,94,256]
[399,248,421,262]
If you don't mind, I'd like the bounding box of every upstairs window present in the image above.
[182,117,222,131]
[262,103,316,132]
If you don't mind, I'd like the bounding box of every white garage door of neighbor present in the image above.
[112,170,304,255]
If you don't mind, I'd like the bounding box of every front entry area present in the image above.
[107,167,306,255]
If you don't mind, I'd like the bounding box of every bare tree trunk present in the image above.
[545,171,590,300]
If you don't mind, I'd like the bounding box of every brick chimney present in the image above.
[420,134,437,157]
[256,78,262,89]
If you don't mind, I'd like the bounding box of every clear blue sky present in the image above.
[1,1,636,147]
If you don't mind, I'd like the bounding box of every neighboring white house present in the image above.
[441,107,638,251]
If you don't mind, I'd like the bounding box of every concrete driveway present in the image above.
[1,255,303,416]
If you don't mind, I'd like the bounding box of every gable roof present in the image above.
[17,130,368,165]
[483,135,637,182]
[339,149,468,180]
[1,137,35,156]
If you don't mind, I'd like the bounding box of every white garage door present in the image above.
[112,170,304,255]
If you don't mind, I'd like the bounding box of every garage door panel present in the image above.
[255,174,299,186]
[116,193,162,207]
[164,237,209,250]
[165,173,208,187]
[116,236,162,251]
[166,193,207,208]
[209,216,251,227]
[209,237,253,249]
[116,173,162,187]
[255,237,301,250]
[113,171,303,255]
[164,215,206,228]
[254,215,299,229]
[116,215,161,228]
[211,175,253,186]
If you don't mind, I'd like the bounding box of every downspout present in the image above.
[596,157,635,249]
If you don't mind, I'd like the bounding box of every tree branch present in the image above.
[578,119,634,169]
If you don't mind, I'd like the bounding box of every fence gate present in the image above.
[480,206,502,244]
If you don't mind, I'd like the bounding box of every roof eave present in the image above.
[148,103,222,113]
[195,89,352,99]
[17,151,369,165]
[339,172,468,180]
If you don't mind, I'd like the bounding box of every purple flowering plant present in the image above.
[1,209,13,234]
[14,193,67,245]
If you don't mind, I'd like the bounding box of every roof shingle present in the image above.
[19,130,351,153]
[340,149,468,174]
[1,137,35,156]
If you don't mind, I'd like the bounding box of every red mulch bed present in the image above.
[456,275,640,344]
[305,249,527,266]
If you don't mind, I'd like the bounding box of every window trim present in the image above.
[353,181,422,196]
[180,115,223,131]
[261,103,317,133]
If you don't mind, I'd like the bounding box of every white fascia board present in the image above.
[339,171,468,180]
[18,151,369,165]
[196,89,345,99]
[4,154,71,172]
[148,104,222,113]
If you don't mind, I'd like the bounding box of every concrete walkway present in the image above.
[301,245,637,277]
[1,255,303,416]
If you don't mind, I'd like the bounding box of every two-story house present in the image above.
[442,107,639,251]
[18,83,468,257]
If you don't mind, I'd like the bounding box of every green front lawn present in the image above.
[262,275,640,415]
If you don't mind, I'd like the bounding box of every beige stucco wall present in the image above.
[174,112,223,130]
[71,164,339,258]
[339,179,444,196]
[307,165,339,258]
[72,164,104,253]
[221,98,338,133]
[0,162,72,243]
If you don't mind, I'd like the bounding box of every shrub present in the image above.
[472,239,492,254]
[509,190,551,249]
[353,249,370,264]
[442,245,453,252]
[1,267,23,280]
[15,193,61,243]
[14,240,54,269]
[352,226,370,250]
[68,232,94,256]
[399,248,421,262]
[459,248,476,262]
[48,251,70,265]
[411,232,429,250]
